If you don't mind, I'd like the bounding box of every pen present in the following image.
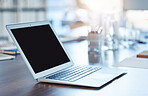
[0,50,18,55]
[135,40,147,44]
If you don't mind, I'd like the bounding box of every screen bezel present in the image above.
[6,21,74,79]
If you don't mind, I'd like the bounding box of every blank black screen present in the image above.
[11,25,70,73]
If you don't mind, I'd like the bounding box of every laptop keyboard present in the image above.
[45,66,101,82]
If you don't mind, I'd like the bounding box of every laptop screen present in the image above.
[11,25,70,73]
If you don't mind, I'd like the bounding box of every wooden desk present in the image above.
[0,41,148,96]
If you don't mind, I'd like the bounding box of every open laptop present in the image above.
[6,21,126,88]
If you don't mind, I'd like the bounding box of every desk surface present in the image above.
[0,41,148,96]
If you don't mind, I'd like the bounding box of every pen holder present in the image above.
[87,26,103,54]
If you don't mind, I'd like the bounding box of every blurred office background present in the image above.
[0,0,148,44]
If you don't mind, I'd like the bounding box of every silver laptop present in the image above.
[6,21,126,88]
